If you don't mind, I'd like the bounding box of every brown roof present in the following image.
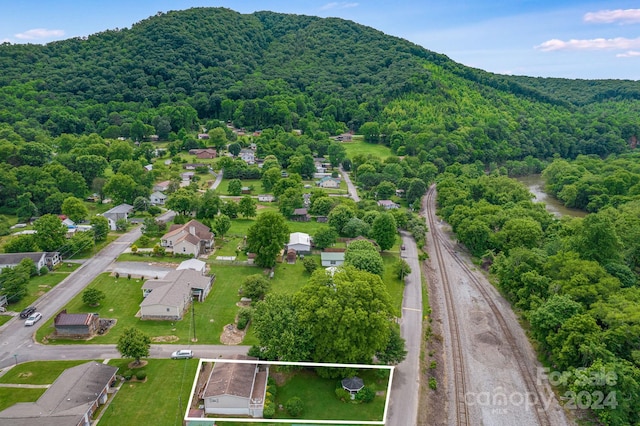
[292,208,308,215]
[203,355,258,399]
[54,311,97,326]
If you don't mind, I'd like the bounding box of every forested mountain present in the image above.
[0,6,639,165]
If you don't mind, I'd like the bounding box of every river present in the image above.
[516,174,587,218]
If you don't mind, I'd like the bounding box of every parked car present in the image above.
[401,244,406,250]
[24,312,42,326]
[19,306,36,319]
[171,349,193,359]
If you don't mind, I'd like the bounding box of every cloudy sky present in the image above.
[2,0,640,80]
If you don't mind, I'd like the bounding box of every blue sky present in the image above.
[2,0,640,80]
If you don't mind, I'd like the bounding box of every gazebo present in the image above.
[341,376,364,399]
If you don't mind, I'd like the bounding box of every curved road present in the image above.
[339,166,360,202]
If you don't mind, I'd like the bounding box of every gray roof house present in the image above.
[150,191,167,206]
[202,355,268,418]
[0,251,60,271]
[0,361,118,426]
[102,203,133,231]
[140,269,214,320]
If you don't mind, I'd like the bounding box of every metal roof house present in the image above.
[102,203,133,231]
[140,269,213,320]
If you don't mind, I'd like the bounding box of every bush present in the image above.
[240,274,270,301]
[135,370,147,380]
[236,307,252,330]
[148,205,161,216]
[355,385,375,403]
[39,266,49,275]
[263,402,275,418]
[138,235,150,247]
[285,397,304,417]
[123,370,133,380]
[335,387,351,402]
[429,377,437,390]
[302,256,318,273]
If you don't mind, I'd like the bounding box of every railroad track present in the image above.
[425,185,552,426]
[425,186,469,426]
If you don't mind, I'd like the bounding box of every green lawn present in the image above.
[273,368,387,421]
[0,315,11,326]
[341,139,393,160]
[216,179,265,195]
[381,251,405,315]
[0,388,46,411]
[6,263,79,313]
[100,358,198,426]
[0,360,90,384]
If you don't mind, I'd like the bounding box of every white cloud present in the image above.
[535,37,640,51]
[616,50,640,57]
[14,28,64,40]
[584,9,640,24]
[320,2,358,11]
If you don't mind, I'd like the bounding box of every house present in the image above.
[316,216,328,223]
[333,132,352,142]
[0,361,117,426]
[395,189,405,198]
[154,180,171,192]
[181,171,195,181]
[317,176,341,188]
[258,194,275,202]
[239,149,255,165]
[183,163,207,170]
[377,200,400,210]
[140,269,214,320]
[321,251,345,267]
[288,232,311,254]
[176,258,207,275]
[290,208,310,222]
[189,148,217,159]
[54,310,100,338]
[197,133,210,140]
[102,203,133,231]
[144,164,153,172]
[0,252,60,271]
[150,191,167,206]
[149,134,160,141]
[241,187,252,194]
[161,220,214,257]
[202,355,268,418]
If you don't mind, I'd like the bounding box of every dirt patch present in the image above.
[151,335,179,343]
[220,324,246,345]
[18,372,33,379]
[127,360,148,369]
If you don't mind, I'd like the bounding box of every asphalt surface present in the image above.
[339,166,360,202]
[386,231,422,426]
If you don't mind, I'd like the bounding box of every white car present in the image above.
[171,349,194,359]
[24,312,42,326]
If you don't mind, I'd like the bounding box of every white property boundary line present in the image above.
[185,359,395,424]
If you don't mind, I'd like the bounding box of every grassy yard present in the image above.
[341,139,393,160]
[100,358,198,426]
[0,360,90,384]
[216,179,265,195]
[272,368,387,421]
[6,263,79,313]
[0,388,46,412]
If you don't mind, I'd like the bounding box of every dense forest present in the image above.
[1,7,640,424]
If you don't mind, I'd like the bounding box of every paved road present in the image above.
[210,168,223,190]
[386,231,422,426]
[0,227,141,369]
[339,165,360,202]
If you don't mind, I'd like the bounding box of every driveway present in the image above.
[339,166,360,202]
[106,261,176,279]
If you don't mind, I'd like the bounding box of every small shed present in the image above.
[54,310,100,338]
[286,248,297,264]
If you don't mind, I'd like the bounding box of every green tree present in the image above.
[16,193,38,222]
[33,214,68,252]
[228,142,242,157]
[90,215,109,241]
[197,191,221,219]
[0,266,29,303]
[261,167,282,192]
[238,196,257,218]
[342,217,370,238]
[327,143,347,167]
[82,287,106,307]
[328,204,356,235]
[247,212,289,268]
[213,214,231,239]
[103,174,139,205]
[370,212,397,251]
[394,258,411,280]
[529,294,583,348]
[376,181,396,200]
[61,196,89,223]
[303,257,318,273]
[309,196,334,216]
[313,227,338,250]
[228,178,242,196]
[117,327,151,366]
[3,235,39,253]
[496,217,543,252]
[108,140,134,161]
[278,187,303,217]
[133,196,149,212]
[252,293,312,361]
[75,155,108,187]
[376,323,407,365]
[285,397,304,417]
[220,200,238,218]
[344,240,384,275]
[407,178,427,206]
[296,266,393,363]
[241,274,271,301]
[166,188,197,216]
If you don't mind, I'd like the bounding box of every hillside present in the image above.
[0,7,639,163]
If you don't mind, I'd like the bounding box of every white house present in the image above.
[176,258,207,275]
[288,232,311,254]
[154,180,171,192]
[161,220,214,257]
[140,269,213,320]
[0,252,61,271]
[377,200,400,210]
[202,355,268,418]
[150,191,167,206]
[258,194,275,202]
[317,176,341,188]
[239,149,255,165]
[321,251,345,267]
[102,204,133,230]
